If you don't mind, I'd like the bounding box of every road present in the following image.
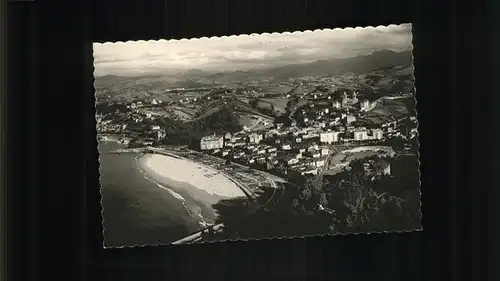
[364,93,414,112]
[315,148,336,184]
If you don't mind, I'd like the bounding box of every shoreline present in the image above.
[135,152,248,227]
[138,153,247,199]
[134,154,214,228]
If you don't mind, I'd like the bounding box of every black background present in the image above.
[6,0,496,280]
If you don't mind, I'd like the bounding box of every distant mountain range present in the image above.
[95,49,413,91]
[202,50,412,82]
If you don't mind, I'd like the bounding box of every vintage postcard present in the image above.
[94,23,421,248]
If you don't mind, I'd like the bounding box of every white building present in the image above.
[345,115,356,124]
[157,130,166,140]
[249,133,263,144]
[372,129,384,140]
[320,131,339,144]
[352,91,359,104]
[353,130,368,141]
[200,134,224,150]
[315,159,326,168]
[360,100,371,111]
[332,101,341,109]
[312,152,321,158]
[267,147,277,153]
[301,167,318,176]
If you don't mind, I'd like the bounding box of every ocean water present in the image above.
[98,141,201,247]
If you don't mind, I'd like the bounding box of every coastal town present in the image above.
[97,86,417,183]
[95,24,421,247]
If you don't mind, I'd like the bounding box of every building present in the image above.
[157,130,166,140]
[249,133,263,144]
[200,134,224,150]
[320,131,339,144]
[353,130,368,141]
[301,166,318,176]
[345,115,356,124]
[372,129,384,140]
[332,101,341,109]
[352,91,359,104]
[267,147,277,153]
[342,91,348,104]
[360,100,371,111]
[311,151,321,158]
[287,158,300,166]
[315,158,326,168]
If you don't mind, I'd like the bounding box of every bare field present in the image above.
[168,106,197,120]
[326,146,394,174]
[260,97,290,115]
[360,98,411,125]
[237,115,262,128]
[371,99,409,116]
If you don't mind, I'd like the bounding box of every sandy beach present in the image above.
[137,153,247,200]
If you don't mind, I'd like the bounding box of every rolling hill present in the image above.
[94,50,414,95]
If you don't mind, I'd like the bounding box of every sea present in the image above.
[98,141,201,247]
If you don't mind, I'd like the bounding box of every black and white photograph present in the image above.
[94,23,421,248]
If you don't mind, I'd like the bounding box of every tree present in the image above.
[286,98,299,112]
[319,192,329,207]
[299,185,312,201]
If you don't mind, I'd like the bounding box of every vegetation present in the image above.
[154,107,243,148]
[96,102,130,115]
[205,154,421,241]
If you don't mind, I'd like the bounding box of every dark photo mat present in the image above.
[4,0,493,280]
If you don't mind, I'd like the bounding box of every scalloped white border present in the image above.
[93,24,412,45]
[93,23,422,249]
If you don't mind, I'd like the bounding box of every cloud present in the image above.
[93,23,412,76]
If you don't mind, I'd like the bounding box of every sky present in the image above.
[93,23,412,77]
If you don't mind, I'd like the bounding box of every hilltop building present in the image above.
[200,134,224,151]
[360,100,371,111]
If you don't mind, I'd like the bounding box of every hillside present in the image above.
[193,98,274,121]
[257,50,412,80]
[94,49,414,96]
[154,107,243,147]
